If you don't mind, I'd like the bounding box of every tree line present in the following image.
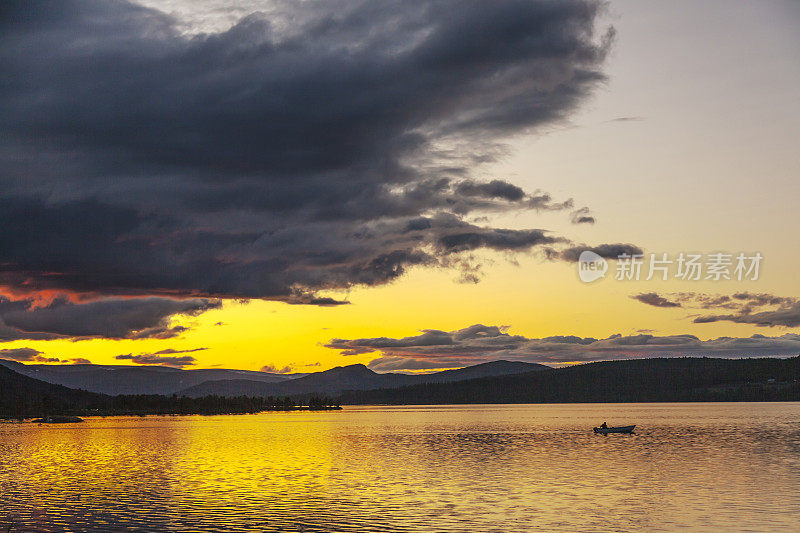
[2,394,341,420]
[338,356,800,405]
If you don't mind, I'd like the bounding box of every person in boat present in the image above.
[600,422,608,429]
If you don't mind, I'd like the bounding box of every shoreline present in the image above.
[1,405,343,422]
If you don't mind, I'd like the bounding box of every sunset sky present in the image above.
[1,0,798,372]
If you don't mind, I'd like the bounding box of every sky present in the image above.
[0,0,798,372]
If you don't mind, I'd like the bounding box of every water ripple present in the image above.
[1,403,799,532]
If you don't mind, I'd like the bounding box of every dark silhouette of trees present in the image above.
[5,356,799,417]
[1,365,340,419]
[339,356,800,405]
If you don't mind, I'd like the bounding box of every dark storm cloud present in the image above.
[284,293,350,307]
[632,291,800,328]
[326,324,800,370]
[0,347,60,363]
[0,296,220,340]
[0,0,619,302]
[631,292,681,308]
[0,321,63,342]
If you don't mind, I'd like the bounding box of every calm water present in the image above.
[1,403,799,532]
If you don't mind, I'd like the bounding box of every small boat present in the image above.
[593,425,635,434]
[31,416,84,424]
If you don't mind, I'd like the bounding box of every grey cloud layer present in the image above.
[0,347,88,364]
[115,347,208,366]
[260,363,294,374]
[557,243,644,262]
[631,292,681,308]
[115,353,197,367]
[325,324,800,370]
[694,303,800,328]
[632,291,800,328]
[0,0,620,301]
[0,347,58,363]
[570,207,596,225]
[0,296,220,340]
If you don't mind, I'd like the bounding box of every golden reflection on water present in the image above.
[2,403,800,532]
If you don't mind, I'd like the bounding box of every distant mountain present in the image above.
[0,365,335,419]
[5,357,797,416]
[0,359,546,398]
[425,360,547,383]
[0,360,298,396]
[180,360,548,397]
[339,357,800,404]
[0,363,105,417]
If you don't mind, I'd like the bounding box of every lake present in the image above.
[1,403,799,532]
